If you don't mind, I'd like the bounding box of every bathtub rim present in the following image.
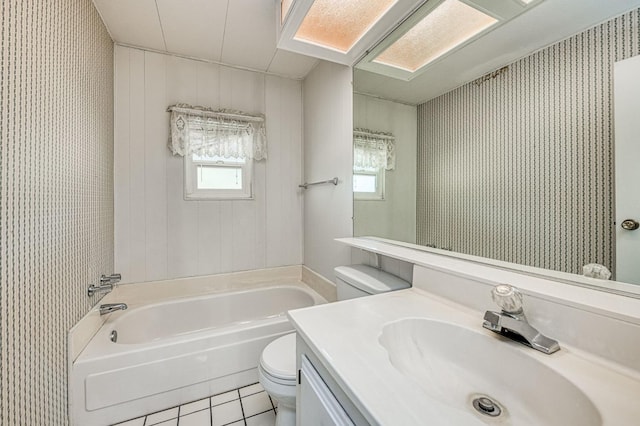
[69,265,331,361]
[82,285,322,354]
[109,285,319,345]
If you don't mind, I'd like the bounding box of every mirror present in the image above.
[353,0,640,292]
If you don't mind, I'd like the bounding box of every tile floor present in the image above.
[113,383,277,426]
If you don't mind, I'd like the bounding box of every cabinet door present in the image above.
[299,355,355,426]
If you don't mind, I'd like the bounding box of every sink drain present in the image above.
[472,396,502,417]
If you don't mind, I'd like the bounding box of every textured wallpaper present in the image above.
[417,9,640,276]
[0,1,113,424]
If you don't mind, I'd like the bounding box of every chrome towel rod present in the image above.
[299,177,339,189]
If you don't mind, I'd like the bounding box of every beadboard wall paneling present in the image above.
[114,46,304,283]
[417,9,640,276]
[354,94,417,243]
[0,1,114,425]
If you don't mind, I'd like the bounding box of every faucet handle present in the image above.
[491,284,523,314]
[100,273,122,285]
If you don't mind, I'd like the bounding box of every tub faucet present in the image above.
[482,284,560,354]
[100,303,127,315]
[88,273,122,297]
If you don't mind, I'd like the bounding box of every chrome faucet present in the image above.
[88,273,122,297]
[483,284,560,354]
[100,303,128,315]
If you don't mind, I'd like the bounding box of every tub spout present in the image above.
[100,303,127,315]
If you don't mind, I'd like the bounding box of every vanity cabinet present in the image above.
[289,240,640,425]
[299,356,354,425]
[296,336,370,426]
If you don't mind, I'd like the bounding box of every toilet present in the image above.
[258,264,411,426]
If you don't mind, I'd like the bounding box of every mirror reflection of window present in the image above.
[353,128,395,201]
[354,166,385,200]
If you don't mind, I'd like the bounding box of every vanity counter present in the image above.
[288,285,640,425]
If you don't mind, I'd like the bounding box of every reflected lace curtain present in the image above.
[168,104,267,160]
[353,128,395,170]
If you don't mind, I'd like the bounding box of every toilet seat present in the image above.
[260,333,296,385]
[259,364,297,386]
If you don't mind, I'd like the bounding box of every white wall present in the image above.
[303,61,353,280]
[353,94,417,243]
[114,45,303,283]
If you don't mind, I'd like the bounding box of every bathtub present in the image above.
[70,284,324,426]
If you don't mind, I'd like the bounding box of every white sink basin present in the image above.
[379,318,601,425]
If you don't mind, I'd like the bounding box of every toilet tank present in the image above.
[334,264,411,301]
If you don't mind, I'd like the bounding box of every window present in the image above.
[184,154,252,200]
[353,128,395,201]
[167,104,267,201]
[354,167,385,200]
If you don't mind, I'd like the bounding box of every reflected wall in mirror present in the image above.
[353,95,417,243]
[354,6,640,286]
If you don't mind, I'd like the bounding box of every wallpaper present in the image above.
[0,1,113,424]
[417,9,640,276]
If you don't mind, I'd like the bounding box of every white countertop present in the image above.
[288,288,640,425]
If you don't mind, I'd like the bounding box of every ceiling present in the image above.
[92,0,319,79]
[92,0,640,99]
[355,0,640,105]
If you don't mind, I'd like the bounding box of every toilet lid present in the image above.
[334,265,411,294]
[260,333,296,381]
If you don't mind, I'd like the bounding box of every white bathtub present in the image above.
[70,284,324,426]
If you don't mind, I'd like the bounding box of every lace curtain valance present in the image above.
[168,104,267,160]
[353,128,395,171]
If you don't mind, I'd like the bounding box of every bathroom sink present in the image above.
[379,318,601,425]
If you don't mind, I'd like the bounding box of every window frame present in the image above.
[184,154,254,200]
[353,167,385,201]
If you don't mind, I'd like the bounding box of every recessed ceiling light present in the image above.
[294,0,398,53]
[373,0,498,72]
